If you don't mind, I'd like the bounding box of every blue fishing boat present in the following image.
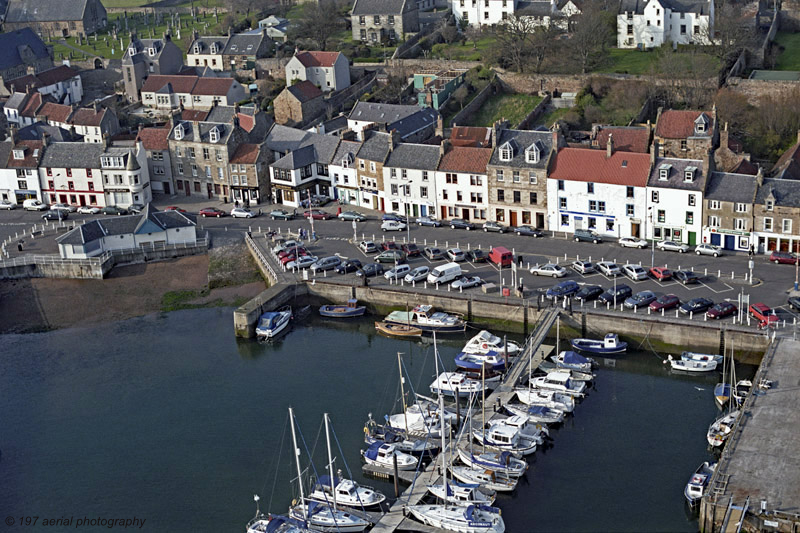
[570,333,627,355]
[319,299,366,318]
[454,351,509,372]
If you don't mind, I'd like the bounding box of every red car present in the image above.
[280,251,309,265]
[707,302,738,319]
[402,243,421,257]
[749,303,778,326]
[649,266,673,281]
[303,209,333,220]
[649,294,681,312]
[770,251,799,265]
[198,207,226,217]
[278,247,306,259]
[164,206,188,213]
[382,241,400,251]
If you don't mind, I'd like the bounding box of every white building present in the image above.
[434,144,492,222]
[100,144,152,208]
[452,0,518,26]
[383,142,441,218]
[645,156,707,245]
[548,145,651,238]
[2,65,83,104]
[618,0,713,49]
[140,75,247,110]
[329,139,363,206]
[285,51,350,93]
[0,138,44,205]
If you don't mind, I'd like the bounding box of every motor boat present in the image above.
[361,442,418,470]
[530,371,586,396]
[407,504,505,533]
[514,388,575,413]
[681,351,723,364]
[488,415,548,446]
[667,355,718,373]
[308,474,386,509]
[363,415,439,456]
[449,466,518,492]
[733,380,752,406]
[374,321,422,338]
[255,306,293,338]
[504,404,565,425]
[454,351,509,372]
[472,422,537,456]
[533,365,594,382]
[319,299,366,318]
[430,372,491,398]
[384,305,466,333]
[427,481,496,505]
[552,350,595,372]
[684,462,716,506]
[463,330,521,356]
[570,333,627,355]
[455,448,528,478]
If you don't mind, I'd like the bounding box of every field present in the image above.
[430,36,493,62]
[596,47,720,75]
[461,92,543,128]
[773,32,800,71]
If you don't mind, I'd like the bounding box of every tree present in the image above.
[569,6,613,74]
[489,15,537,73]
[453,85,469,109]
[465,25,482,49]
[529,25,560,74]
[441,22,460,44]
[698,2,758,63]
[292,0,344,51]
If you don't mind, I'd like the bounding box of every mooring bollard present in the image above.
[718,269,721,278]
[731,271,735,279]
[648,307,651,315]
[564,253,567,261]
[594,300,597,309]
[424,282,427,289]
[690,311,693,320]
[676,309,679,318]
[634,306,637,313]
[607,302,610,310]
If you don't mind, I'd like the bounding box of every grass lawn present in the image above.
[462,92,543,127]
[534,107,572,129]
[431,36,492,62]
[773,32,800,70]
[596,48,719,75]
[101,0,223,7]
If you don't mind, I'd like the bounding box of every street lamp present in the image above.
[648,206,655,269]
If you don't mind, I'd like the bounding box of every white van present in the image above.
[427,262,463,285]
[23,199,48,211]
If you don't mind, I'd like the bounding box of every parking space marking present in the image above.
[699,281,735,294]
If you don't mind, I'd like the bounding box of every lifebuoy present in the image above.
[481,343,488,349]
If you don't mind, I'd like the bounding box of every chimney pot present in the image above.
[606,133,614,158]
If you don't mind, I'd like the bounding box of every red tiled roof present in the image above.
[69,107,105,127]
[549,147,651,186]
[181,109,209,121]
[140,75,198,94]
[35,65,78,86]
[19,92,44,117]
[295,51,342,68]
[191,77,234,96]
[136,126,170,151]
[38,102,72,123]
[730,159,759,176]
[438,146,492,173]
[655,110,711,139]
[450,126,491,148]
[230,143,260,164]
[287,80,323,103]
[7,140,43,168]
[594,127,650,154]
[237,112,255,133]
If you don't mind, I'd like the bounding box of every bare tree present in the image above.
[292,0,344,51]
[569,6,613,74]
[465,25,483,49]
[489,15,537,73]
[698,2,758,63]
[453,85,469,109]
[529,25,560,74]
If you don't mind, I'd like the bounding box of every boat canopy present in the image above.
[526,405,549,416]
[315,475,341,488]
[258,312,280,328]
[363,441,386,461]
[562,351,591,365]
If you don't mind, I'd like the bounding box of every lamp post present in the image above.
[648,206,655,269]
[795,244,799,291]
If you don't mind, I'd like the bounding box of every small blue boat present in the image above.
[454,351,509,372]
[570,333,627,355]
[552,351,595,371]
[319,299,366,318]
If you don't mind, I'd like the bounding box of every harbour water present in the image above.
[0,308,753,532]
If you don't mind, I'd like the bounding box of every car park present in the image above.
[482,221,507,233]
[679,297,714,315]
[707,302,737,319]
[164,206,187,213]
[23,199,48,211]
[384,264,412,280]
[286,255,318,269]
[424,247,444,260]
[416,216,441,227]
[375,250,407,264]
[402,243,421,257]
[304,209,333,220]
[673,270,700,284]
[571,260,596,275]
[574,229,602,243]
[657,240,690,253]
[621,264,648,281]
[467,249,487,263]
[404,266,430,283]
[231,208,255,218]
[575,285,604,302]
[0,200,17,209]
[101,206,128,216]
[128,203,145,214]
[446,248,466,262]
[42,210,67,220]
[273,240,302,254]
[449,218,475,230]
[338,211,366,222]
[335,259,363,274]
[695,244,722,257]
[488,247,512,267]
[530,264,567,277]
[512,226,543,237]
[649,294,681,311]
[355,263,384,278]
[649,267,673,281]
[788,296,800,311]
[269,209,295,220]
[619,237,647,249]
[624,290,657,309]
[359,240,377,254]
[310,256,342,273]
[769,251,799,265]
[76,205,101,214]
[199,207,226,217]
[749,303,779,325]
[50,202,76,212]
[381,220,407,232]
[451,276,484,290]
[596,261,621,277]
[382,241,400,251]
[382,213,408,223]
[546,280,580,299]
[598,284,633,305]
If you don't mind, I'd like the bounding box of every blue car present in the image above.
[546,280,580,300]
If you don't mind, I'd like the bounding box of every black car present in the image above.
[789,296,800,312]
[679,297,714,315]
[42,210,67,221]
[513,226,543,237]
[402,243,421,257]
[355,263,385,277]
[673,270,700,285]
[382,213,408,223]
[574,285,604,302]
[101,206,128,216]
[335,259,362,274]
[598,284,633,305]
[467,249,487,263]
[449,218,475,230]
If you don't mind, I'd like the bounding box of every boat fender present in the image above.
[363,426,369,434]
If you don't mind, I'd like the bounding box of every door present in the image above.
[462,210,469,222]
[711,233,721,246]
[536,212,545,229]
[510,211,518,227]
[185,181,191,196]
[59,194,68,203]
[164,182,170,195]
[724,235,736,250]
[631,222,640,238]
[207,184,213,199]
[420,205,427,217]
[276,189,283,204]
[79,196,86,206]
[413,204,419,217]
[688,231,696,246]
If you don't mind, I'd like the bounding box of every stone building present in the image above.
[0,28,53,82]
[653,107,718,160]
[701,171,758,253]
[273,81,325,127]
[4,0,107,37]
[351,0,419,42]
[229,143,269,205]
[122,34,184,103]
[752,176,800,254]
[136,125,174,195]
[354,129,392,210]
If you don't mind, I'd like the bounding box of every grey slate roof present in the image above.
[0,141,13,168]
[322,115,348,135]
[6,0,91,22]
[57,204,195,246]
[754,178,800,208]
[332,140,362,166]
[385,143,441,170]
[349,103,439,140]
[647,157,706,192]
[351,0,408,15]
[619,0,710,14]
[205,105,237,124]
[272,144,317,170]
[223,33,266,56]
[0,28,51,71]
[168,121,232,144]
[488,129,554,169]
[357,131,391,162]
[264,124,340,164]
[39,142,105,168]
[17,123,82,142]
[189,36,227,55]
[5,92,27,111]
[704,172,757,204]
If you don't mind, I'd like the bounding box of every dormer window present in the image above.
[193,44,200,54]
[148,47,155,56]
[174,124,184,140]
[658,163,671,180]
[128,46,136,56]
[209,126,220,143]
[525,143,540,164]
[684,166,696,182]
[694,114,709,134]
[12,149,24,160]
[499,142,513,162]
[766,199,774,211]
[210,43,218,54]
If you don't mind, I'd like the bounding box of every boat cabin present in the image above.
[604,333,621,348]
[686,473,709,499]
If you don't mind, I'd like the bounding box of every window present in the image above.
[391,184,398,195]
[688,194,696,206]
[471,192,483,203]
[68,181,74,190]
[598,201,606,213]
[205,166,211,178]
[191,164,197,176]
[446,173,458,184]
[374,15,380,23]
[657,210,665,223]
[659,165,670,180]
[686,211,694,224]
[86,169,92,178]
[17,180,26,190]
[497,190,504,202]
[626,186,634,198]
[46,168,52,176]
[735,203,747,213]
[529,173,538,184]
[735,218,746,231]
[684,167,696,182]
[370,162,376,172]
[48,180,54,190]
[589,200,597,212]
[390,168,397,178]
[627,24,633,35]
[188,148,195,159]
[359,15,365,24]
[783,219,792,233]
[420,186,428,198]
[194,182,201,193]
[401,169,407,179]
[626,204,634,216]
[496,209,505,222]
[680,24,687,34]
[470,175,482,186]
[710,200,720,210]
[512,171,520,183]
[694,25,699,34]
[359,160,365,170]
[388,15,394,24]
[422,171,429,181]
[499,143,513,161]
[496,170,504,181]
[209,128,219,143]
[66,168,72,178]
[606,219,615,232]
[456,191,463,202]
[442,190,448,200]
[561,214,569,226]
[203,147,210,160]
[680,139,688,151]
[513,191,521,203]
[218,167,224,179]
[588,217,596,229]
[766,199,774,211]
[652,191,659,203]
[152,151,163,161]
[763,217,773,231]
[559,197,567,209]
[177,162,184,175]
[529,192,537,205]
[587,182,594,194]
[708,215,719,228]
[557,180,564,191]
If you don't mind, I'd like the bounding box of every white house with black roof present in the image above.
[383,142,441,217]
[348,102,438,143]
[617,0,713,49]
[645,155,708,245]
[329,139,363,206]
[56,204,197,259]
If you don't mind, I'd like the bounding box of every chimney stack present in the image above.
[440,139,450,156]
[42,132,49,147]
[650,140,656,166]
[102,132,110,148]
[9,124,16,145]
[192,120,201,140]
[606,133,614,158]
[757,166,764,186]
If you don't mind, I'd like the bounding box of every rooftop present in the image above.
[294,51,343,68]
[439,146,493,174]
[550,147,651,186]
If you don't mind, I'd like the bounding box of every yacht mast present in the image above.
[324,413,337,512]
[439,391,448,508]
[288,407,306,521]
[397,352,409,433]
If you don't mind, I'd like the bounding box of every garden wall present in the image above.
[515,94,551,130]
[449,74,499,127]
[726,77,800,102]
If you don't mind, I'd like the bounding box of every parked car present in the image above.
[286,255,318,269]
[164,206,187,213]
[649,294,681,312]
[355,263,385,278]
[467,249,487,263]
[381,220,407,232]
[404,266,430,283]
[382,213,408,223]
[50,202,76,212]
[769,251,799,265]
[23,199,48,211]
[280,252,308,266]
[381,241,400,251]
[449,218,475,230]
[575,285,604,302]
[424,247,444,260]
[384,264,412,280]
[273,240,302,254]
[199,207,226,218]
[359,240,377,254]
[402,243,421,257]
[570,260,596,275]
[482,221,507,233]
[269,209,295,220]
[375,250,407,264]
[512,226,543,237]
[76,205,101,214]
[128,203,145,214]
[622,264,648,281]
[42,210,67,221]
[679,297,714,315]
[231,207,256,218]
[649,266,673,281]
[695,244,722,257]
[657,240,690,253]
[574,229,602,243]
[619,237,647,249]
[416,216,441,227]
[624,290,657,309]
[338,211,366,222]
[707,302,738,319]
[597,261,621,277]
[335,259,363,274]
[446,248,466,262]
[0,200,17,210]
[673,270,700,285]
[101,206,127,216]
[304,209,333,220]
[788,296,800,311]
[530,264,567,277]
[546,280,580,300]
[451,276,484,290]
[749,303,779,326]
[310,256,342,273]
[278,247,307,259]
[598,284,633,305]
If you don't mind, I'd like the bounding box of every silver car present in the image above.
[571,260,596,274]
[619,237,647,249]
[657,240,690,253]
[404,266,430,283]
[310,256,342,273]
[530,264,567,277]
[597,261,622,277]
[622,264,648,281]
[695,244,723,257]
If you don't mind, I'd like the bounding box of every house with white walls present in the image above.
[434,143,492,222]
[383,142,441,218]
[617,0,713,49]
[645,154,708,245]
[329,139,363,206]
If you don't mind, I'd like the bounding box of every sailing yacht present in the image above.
[714,345,735,407]
[707,410,740,447]
[246,495,310,533]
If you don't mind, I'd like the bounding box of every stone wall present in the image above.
[0,255,112,280]
[515,94,551,130]
[325,71,377,117]
[233,282,306,337]
[498,72,590,95]
[256,57,291,80]
[449,74,498,127]
[726,77,800,103]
